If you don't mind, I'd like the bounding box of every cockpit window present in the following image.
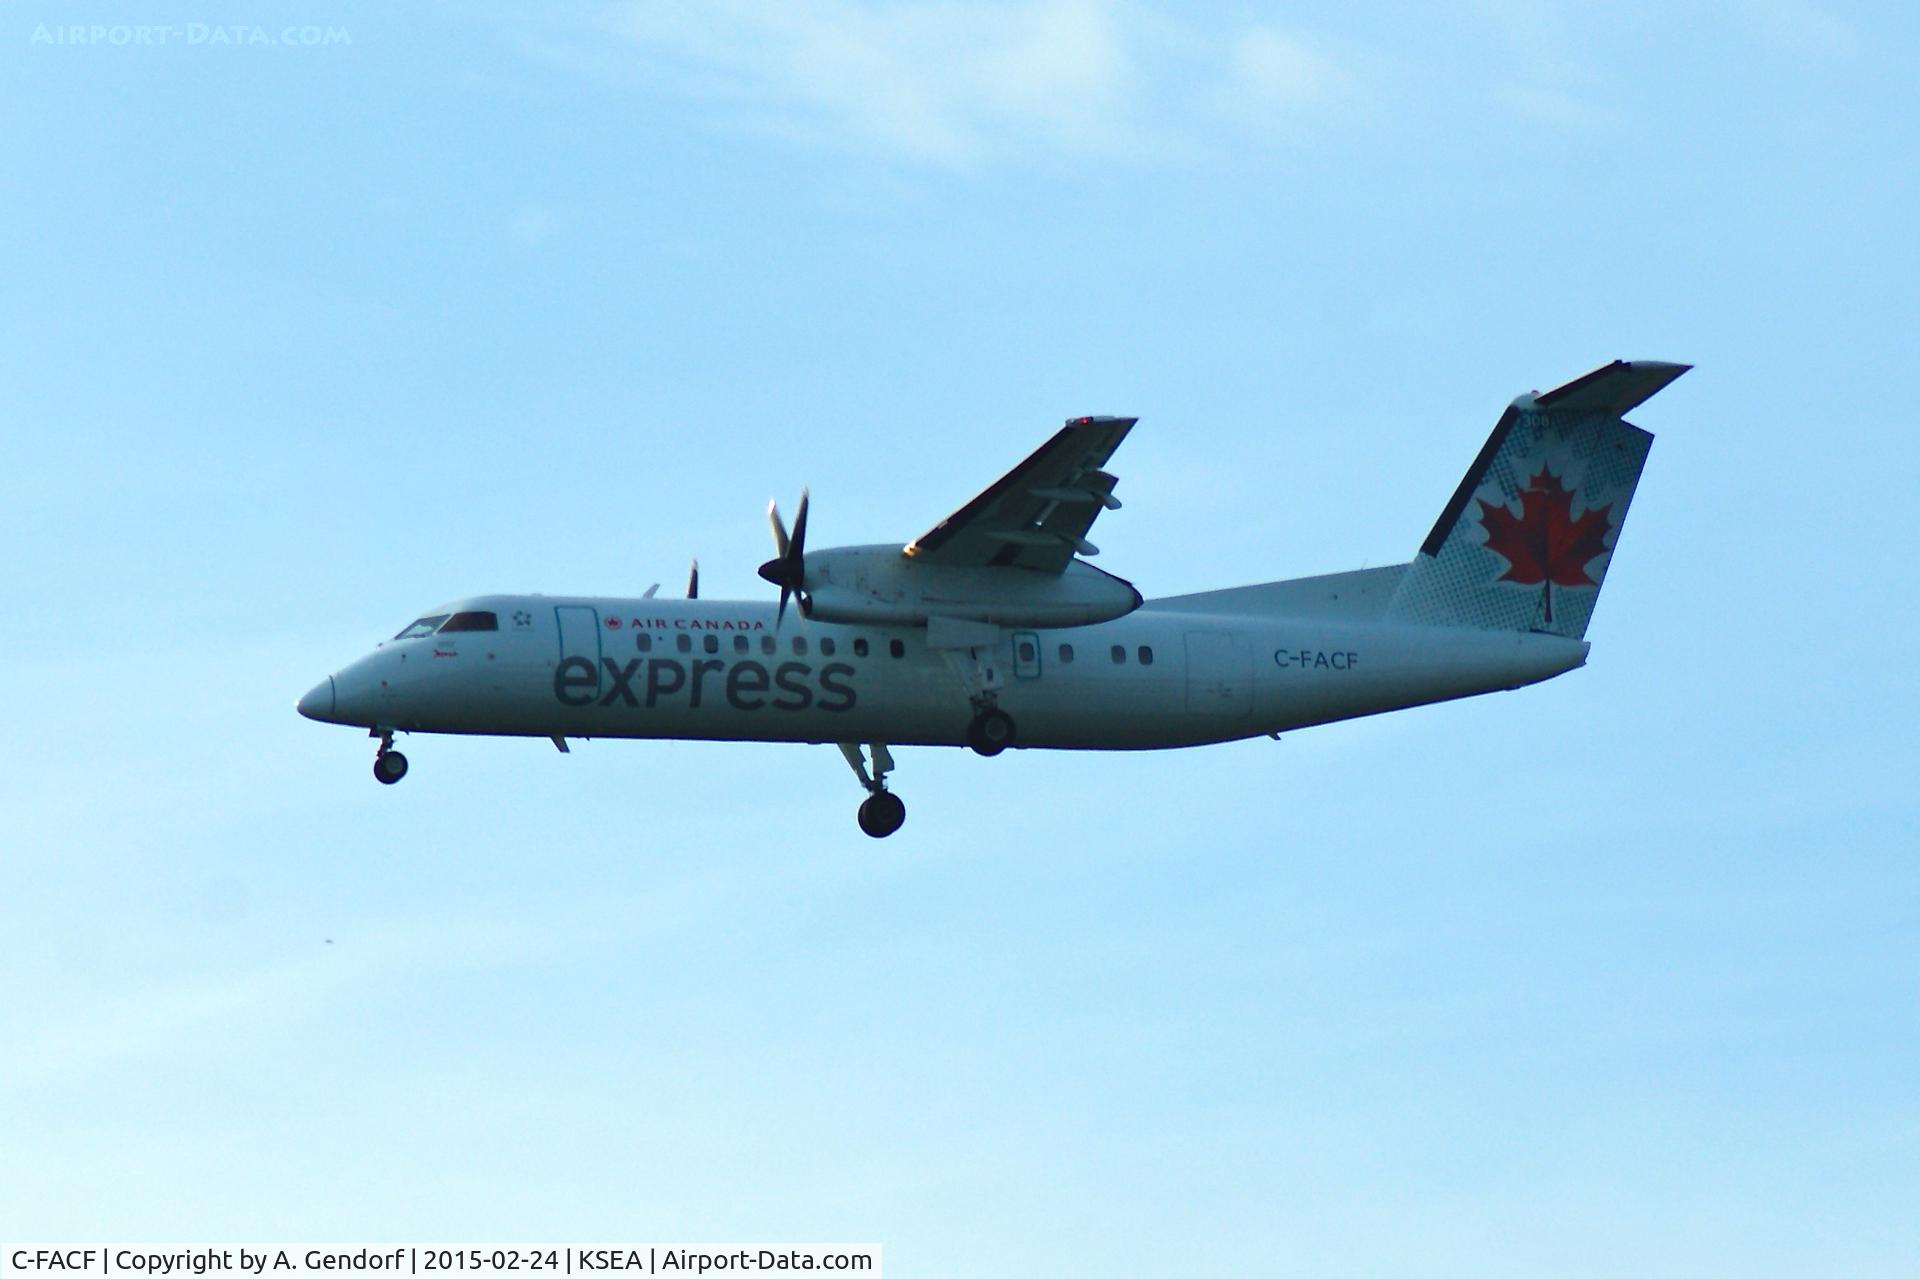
[394,615,450,640]
[439,611,499,633]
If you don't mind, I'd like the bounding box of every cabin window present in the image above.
[636,633,652,653]
[439,611,498,633]
[820,637,836,656]
[1017,639,1036,664]
[761,635,777,655]
[853,637,870,658]
[890,638,906,658]
[792,636,809,656]
[394,615,450,640]
[1111,644,1126,664]
[676,634,692,653]
[1138,645,1154,666]
[703,634,719,654]
[734,635,749,654]
[1058,644,1075,663]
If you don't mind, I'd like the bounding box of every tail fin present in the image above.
[1388,360,1687,638]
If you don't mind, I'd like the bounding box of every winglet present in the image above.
[1527,359,1690,418]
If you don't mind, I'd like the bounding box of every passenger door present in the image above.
[1012,630,1043,680]
[1184,631,1251,718]
[554,605,602,698]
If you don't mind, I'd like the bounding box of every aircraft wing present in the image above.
[904,415,1136,573]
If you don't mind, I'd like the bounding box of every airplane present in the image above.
[298,359,1687,838]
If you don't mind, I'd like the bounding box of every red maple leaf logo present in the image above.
[1477,465,1613,623]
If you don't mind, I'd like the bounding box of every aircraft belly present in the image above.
[1253,622,1589,730]
[998,675,1200,748]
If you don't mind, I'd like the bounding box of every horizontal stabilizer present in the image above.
[1530,359,1691,418]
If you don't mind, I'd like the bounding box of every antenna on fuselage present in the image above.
[687,558,700,599]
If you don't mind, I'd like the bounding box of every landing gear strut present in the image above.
[839,742,905,838]
[966,704,1016,757]
[372,729,409,785]
[936,636,1016,757]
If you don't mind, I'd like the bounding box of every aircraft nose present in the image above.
[297,676,337,722]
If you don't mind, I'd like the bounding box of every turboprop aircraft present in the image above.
[298,359,1686,837]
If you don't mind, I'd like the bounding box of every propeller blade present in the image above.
[687,558,699,600]
[788,487,809,569]
[784,488,810,622]
[758,488,811,628]
[767,499,789,560]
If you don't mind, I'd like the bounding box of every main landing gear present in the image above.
[839,742,905,838]
[966,703,1016,757]
[372,729,409,785]
[859,791,906,839]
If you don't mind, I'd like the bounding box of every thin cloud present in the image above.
[568,1,1361,169]
[1214,25,1368,138]
[1470,0,1616,131]
[1230,27,1350,109]
[1739,0,1863,58]
[1496,81,1617,129]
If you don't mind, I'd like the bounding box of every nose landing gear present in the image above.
[839,741,905,838]
[372,729,409,785]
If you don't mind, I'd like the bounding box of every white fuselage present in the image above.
[302,591,1589,750]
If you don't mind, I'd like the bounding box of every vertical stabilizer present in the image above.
[1388,360,1686,638]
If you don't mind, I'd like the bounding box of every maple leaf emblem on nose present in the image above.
[1477,465,1613,623]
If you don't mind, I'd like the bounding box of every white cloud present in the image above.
[615,0,1136,166]
[1213,24,1366,140]
[571,1,1358,168]
[1230,27,1348,109]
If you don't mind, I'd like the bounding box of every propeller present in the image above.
[757,487,810,627]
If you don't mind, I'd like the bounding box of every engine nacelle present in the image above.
[799,545,1142,628]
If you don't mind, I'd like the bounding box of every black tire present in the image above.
[373,751,409,785]
[966,708,1015,757]
[857,791,906,838]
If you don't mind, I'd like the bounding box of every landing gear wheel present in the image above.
[966,708,1015,757]
[857,791,906,838]
[373,751,409,785]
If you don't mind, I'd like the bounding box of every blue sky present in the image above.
[3,1,1916,1273]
